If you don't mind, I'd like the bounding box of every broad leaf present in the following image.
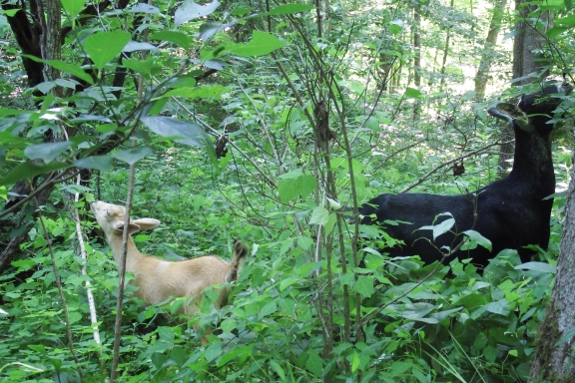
[123,41,157,52]
[24,141,72,163]
[150,31,190,50]
[141,116,206,147]
[74,155,114,172]
[200,22,234,41]
[0,185,7,201]
[175,0,220,26]
[0,161,70,186]
[310,206,329,226]
[127,3,159,13]
[226,31,286,57]
[463,229,492,251]
[21,56,93,85]
[60,0,85,20]
[267,4,314,15]
[112,146,152,165]
[404,87,423,99]
[84,31,131,70]
[123,58,154,76]
[515,262,556,273]
[354,276,375,298]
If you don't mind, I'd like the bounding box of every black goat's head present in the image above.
[488,81,572,134]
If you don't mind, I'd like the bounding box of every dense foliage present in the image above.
[0,0,574,382]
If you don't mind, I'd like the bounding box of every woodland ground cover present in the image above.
[0,0,574,382]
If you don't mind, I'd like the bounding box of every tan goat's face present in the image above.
[91,201,160,235]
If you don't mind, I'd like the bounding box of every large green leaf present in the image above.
[112,147,152,165]
[0,161,71,186]
[84,31,131,70]
[150,31,190,50]
[226,31,286,57]
[267,3,314,15]
[24,141,72,163]
[141,116,206,147]
[123,58,154,76]
[0,132,31,149]
[60,0,85,20]
[21,56,94,85]
[309,206,329,226]
[74,155,114,172]
[175,0,220,26]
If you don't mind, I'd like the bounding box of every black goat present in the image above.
[359,82,572,268]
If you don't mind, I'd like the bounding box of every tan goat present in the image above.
[90,201,249,342]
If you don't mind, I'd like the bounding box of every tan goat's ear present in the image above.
[113,221,142,234]
[132,218,160,231]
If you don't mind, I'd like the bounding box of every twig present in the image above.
[33,194,85,382]
[400,139,508,193]
[72,174,101,345]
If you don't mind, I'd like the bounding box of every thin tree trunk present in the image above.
[474,0,507,101]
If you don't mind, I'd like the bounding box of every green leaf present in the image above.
[220,317,237,333]
[175,0,220,26]
[267,4,314,15]
[547,26,569,39]
[170,346,188,367]
[269,360,287,382]
[404,87,423,99]
[200,22,233,40]
[21,56,94,85]
[84,31,131,70]
[463,229,492,251]
[258,302,277,318]
[150,31,190,50]
[278,178,298,203]
[515,262,556,273]
[555,14,575,26]
[419,215,454,240]
[354,276,374,298]
[74,155,114,172]
[310,206,329,225]
[45,60,94,85]
[24,141,72,163]
[351,350,361,373]
[0,185,6,201]
[305,349,323,377]
[298,174,317,199]
[60,0,86,20]
[555,329,575,346]
[141,116,206,147]
[112,146,152,165]
[226,31,286,57]
[163,85,230,100]
[0,161,70,186]
[122,58,154,76]
[483,345,497,363]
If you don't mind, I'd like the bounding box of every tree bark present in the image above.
[499,0,552,177]
[474,0,507,101]
[528,134,575,381]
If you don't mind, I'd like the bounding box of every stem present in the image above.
[33,195,85,382]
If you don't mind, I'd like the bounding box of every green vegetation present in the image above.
[0,0,574,381]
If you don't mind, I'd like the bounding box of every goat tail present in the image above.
[226,240,249,282]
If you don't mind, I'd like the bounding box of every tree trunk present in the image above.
[474,0,507,101]
[528,133,575,381]
[499,0,552,177]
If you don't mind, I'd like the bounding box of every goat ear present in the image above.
[132,218,160,230]
[488,103,529,130]
[113,221,142,234]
